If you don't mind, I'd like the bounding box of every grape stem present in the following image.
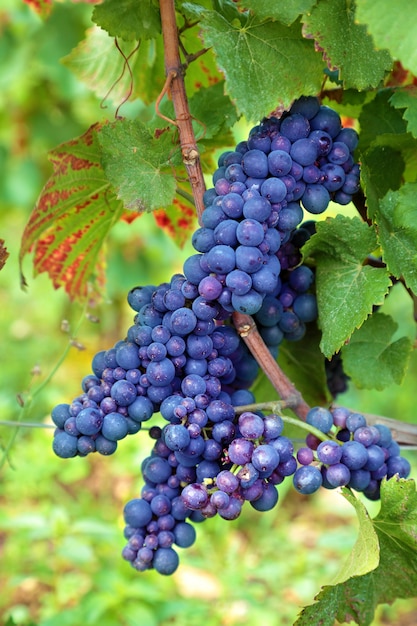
[232,311,311,421]
[158,0,206,223]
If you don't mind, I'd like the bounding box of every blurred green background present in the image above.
[1,2,416,625]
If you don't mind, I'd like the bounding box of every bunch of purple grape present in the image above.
[49,97,410,578]
[191,96,360,316]
[51,272,261,459]
[121,406,298,574]
[293,406,411,500]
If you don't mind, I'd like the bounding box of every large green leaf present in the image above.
[302,216,392,357]
[19,124,124,301]
[341,313,412,389]
[296,479,417,626]
[236,0,317,26]
[92,0,161,41]
[184,3,324,120]
[355,0,417,75]
[302,0,392,90]
[98,119,181,212]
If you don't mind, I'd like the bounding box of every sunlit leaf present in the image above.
[19,124,124,302]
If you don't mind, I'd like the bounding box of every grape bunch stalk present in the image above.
[50,97,410,575]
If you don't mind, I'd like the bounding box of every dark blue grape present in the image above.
[293,465,322,494]
[302,184,330,214]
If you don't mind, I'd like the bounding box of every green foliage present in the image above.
[98,119,181,211]
[3,0,417,624]
[302,0,393,90]
[236,0,317,26]
[184,2,323,120]
[341,313,412,389]
[92,0,161,41]
[296,479,417,626]
[302,215,392,357]
[355,0,417,75]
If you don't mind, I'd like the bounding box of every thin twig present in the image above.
[159,0,206,223]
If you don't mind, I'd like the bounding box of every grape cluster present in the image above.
[48,97,411,578]
[190,96,359,316]
[293,406,411,500]
[52,273,261,459]
[121,408,298,574]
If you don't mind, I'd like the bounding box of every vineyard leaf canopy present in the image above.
[355,0,417,75]
[295,478,417,626]
[302,215,392,357]
[19,124,124,301]
[302,0,392,90]
[183,2,323,120]
[341,313,412,390]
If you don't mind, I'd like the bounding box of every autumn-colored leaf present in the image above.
[0,240,9,271]
[23,0,53,18]
[153,197,197,248]
[19,123,124,302]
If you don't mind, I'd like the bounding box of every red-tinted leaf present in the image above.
[0,240,9,271]
[19,123,124,302]
[23,0,53,18]
[153,198,197,248]
[120,210,141,224]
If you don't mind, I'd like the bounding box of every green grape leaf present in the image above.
[376,183,417,294]
[355,0,417,76]
[359,144,405,221]
[302,0,392,90]
[19,124,124,302]
[62,26,166,105]
[98,119,181,212]
[296,479,417,626]
[358,90,407,153]
[184,4,323,120]
[390,87,417,139]
[235,0,317,26]
[92,0,161,41]
[302,215,391,357]
[341,313,412,389]
[332,489,379,585]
